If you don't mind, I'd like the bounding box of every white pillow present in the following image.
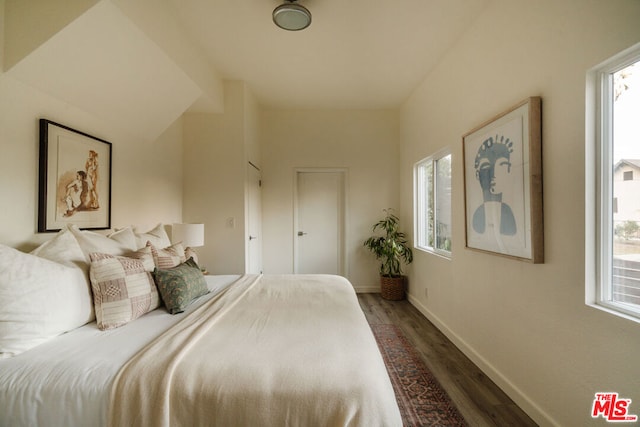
[133,223,171,249]
[69,224,137,261]
[107,227,138,251]
[0,244,92,358]
[30,228,95,323]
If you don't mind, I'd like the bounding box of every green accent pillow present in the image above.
[153,257,209,314]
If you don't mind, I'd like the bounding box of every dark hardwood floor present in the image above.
[357,293,538,427]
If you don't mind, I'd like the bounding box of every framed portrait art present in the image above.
[38,119,112,232]
[462,97,543,263]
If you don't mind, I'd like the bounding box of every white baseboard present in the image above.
[354,285,380,293]
[406,293,558,427]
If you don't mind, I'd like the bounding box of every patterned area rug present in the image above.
[371,324,467,427]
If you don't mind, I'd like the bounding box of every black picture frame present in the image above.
[38,119,112,232]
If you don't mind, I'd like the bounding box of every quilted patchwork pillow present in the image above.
[147,242,186,269]
[89,252,159,330]
[153,258,208,314]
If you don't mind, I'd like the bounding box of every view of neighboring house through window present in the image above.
[414,150,452,257]
[593,45,640,320]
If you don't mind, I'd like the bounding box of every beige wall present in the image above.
[399,0,640,425]
[260,109,400,290]
[0,72,184,250]
[182,81,254,274]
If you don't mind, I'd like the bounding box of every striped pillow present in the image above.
[147,242,186,269]
[89,252,159,330]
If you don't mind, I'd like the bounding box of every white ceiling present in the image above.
[167,0,489,109]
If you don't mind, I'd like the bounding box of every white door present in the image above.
[294,170,346,275]
[246,163,262,273]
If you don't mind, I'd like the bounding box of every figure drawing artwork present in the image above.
[58,148,100,218]
[38,120,112,232]
[463,97,543,263]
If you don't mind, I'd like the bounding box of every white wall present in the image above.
[399,0,640,425]
[182,81,251,274]
[260,109,400,290]
[0,72,184,250]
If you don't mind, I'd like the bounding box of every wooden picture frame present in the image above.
[462,97,543,263]
[38,119,112,232]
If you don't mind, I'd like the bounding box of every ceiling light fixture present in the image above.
[273,0,311,31]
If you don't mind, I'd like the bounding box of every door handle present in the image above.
[297,231,307,236]
[249,235,257,240]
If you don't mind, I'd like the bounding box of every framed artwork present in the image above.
[462,97,543,263]
[38,119,112,232]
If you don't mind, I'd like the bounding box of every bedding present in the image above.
[0,275,239,427]
[110,274,401,427]
[0,274,402,427]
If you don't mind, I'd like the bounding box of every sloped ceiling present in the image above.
[4,0,490,137]
[5,0,221,140]
[167,0,489,109]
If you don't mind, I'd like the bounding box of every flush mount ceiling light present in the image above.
[273,0,312,31]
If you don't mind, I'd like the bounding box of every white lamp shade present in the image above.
[172,223,204,248]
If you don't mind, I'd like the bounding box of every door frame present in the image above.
[245,161,262,274]
[293,167,348,276]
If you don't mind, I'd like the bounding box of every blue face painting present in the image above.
[474,135,513,202]
[472,135,517,236]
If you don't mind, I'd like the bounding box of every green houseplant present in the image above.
[364,209,413,300]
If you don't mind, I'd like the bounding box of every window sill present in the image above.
[415,246,452,260]
[586,301,640,325]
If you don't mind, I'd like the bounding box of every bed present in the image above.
[0,225,401,427]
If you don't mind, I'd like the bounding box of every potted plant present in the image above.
[364,209,413,300]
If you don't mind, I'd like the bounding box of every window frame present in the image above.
[414,148,452,258]
[587,42,640,323]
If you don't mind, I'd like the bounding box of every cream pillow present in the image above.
[107,227,138,251]
[0,244,92,358]
[69,224,137,261]
[148,242,186,269]
[184,247,199,265]
[89,252,159,330]
[30,228,95,323]
[133,223,171,250]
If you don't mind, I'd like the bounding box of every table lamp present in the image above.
[172,223,204,263]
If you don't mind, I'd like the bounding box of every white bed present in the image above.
[0,225,401,426]
[0,274,402,427]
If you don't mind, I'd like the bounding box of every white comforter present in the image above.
[110,274,401,427]
[0,275,239,427]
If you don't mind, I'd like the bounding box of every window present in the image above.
[588,42,640,321]
[414,150,452,257]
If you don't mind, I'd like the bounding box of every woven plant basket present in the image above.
[380,275,405,301]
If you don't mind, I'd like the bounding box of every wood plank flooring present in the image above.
[357,293,538,427]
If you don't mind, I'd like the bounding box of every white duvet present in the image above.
[0,275,239,427]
